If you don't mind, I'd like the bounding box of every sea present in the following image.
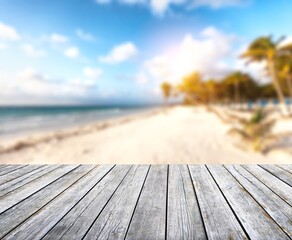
[0,105,157,139]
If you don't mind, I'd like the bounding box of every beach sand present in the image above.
[0,106,291,164]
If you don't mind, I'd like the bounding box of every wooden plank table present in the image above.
[0,164,291,240]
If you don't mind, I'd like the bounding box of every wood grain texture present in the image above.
[188,165,247,240]
[0,165,88,238]
[43,165,132,240]
[277,165,292,174]
[0,165,44,186]
[167,165,206,240]
[4,165,114,240]
[0,165,27,176]
[242,165,292,206]
[0,164,290,240]
[208,165,289,240]
[83,165,149,240]
[126,165,167,240]
[225,165,292,238]
[260,165,292,186]
[0,165,78,213]
[0,165,59,197]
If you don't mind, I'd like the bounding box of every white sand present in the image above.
[0,106,291,164]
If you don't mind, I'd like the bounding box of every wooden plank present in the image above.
[126,165,168,240]
[0,165,94,239]
[83,165,149,240]
[0,165,44,186]
[260,165,292,187]
[0,165,79,213]
[277,165,292,174]
[167,165,206,240]
[188,165,247,240]
[207,165,290,240]
[0,165,11,171]
[0,165,60,197]
[242,165,292,206]
[0,165,10,169]
[0,165,27,176]
[226,165,292,238]
[43,165,132,240]
[4,165,114,240]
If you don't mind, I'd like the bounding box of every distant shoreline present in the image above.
[0,105,290,164]
[0,106,166,155]
[0,105,160,141]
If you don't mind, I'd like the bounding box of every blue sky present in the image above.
[0,0,291,105]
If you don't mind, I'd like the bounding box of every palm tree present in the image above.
[241,36,289,114]
[229,109,275,151]
[276,53,292,101]
[223,72,248,105]
[177,72,205,104]
[205,80,217,104]
[160,82,172,105]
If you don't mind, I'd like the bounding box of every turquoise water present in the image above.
[0,105,156,138]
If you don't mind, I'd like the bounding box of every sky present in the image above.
[0,0,291,105]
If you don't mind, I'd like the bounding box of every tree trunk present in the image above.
[286,75,292,100]
[234,80,240,109]
[269,59,289,115]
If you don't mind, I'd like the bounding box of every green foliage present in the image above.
[241,36,276,62]
[160,82,172,103]
[161,35,292,110]
[241,36,287,109]
[177,72,209,104]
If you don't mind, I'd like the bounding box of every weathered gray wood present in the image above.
[0,165,59,197]
[242,165,292,206]
[0,165,93,239]
[0,165,79,213]
[0,164,290,239]
[226,165,292,238]
[126,165,167,240]
[43,165,132,240]
[0,165,9,169]
[167,165,206,240]
[208,165,289,240]
[83,165,149,240]
[188,165,247,240]
[0,165,27,176]
[260,165,292,187]
[0,165,11,171]
[0,165,44,186]
[277,165,292,174]
[4,165,114,240]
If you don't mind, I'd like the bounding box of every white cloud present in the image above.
[278,36,292,49]
[0,68,98,103]
[235,59,269,83]
[149,0,186,15]
[64,46,80,58]
[0,22,20,41]
[0,43,7,50]
[95,0,246,15]
[143,27,235,83]
[99,42,138,64]
[21,44,46,57]
[50,33,68,44]
[83,67,103,79]
[76,29,95,41]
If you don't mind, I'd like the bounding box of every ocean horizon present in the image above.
[0,105,159,138]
